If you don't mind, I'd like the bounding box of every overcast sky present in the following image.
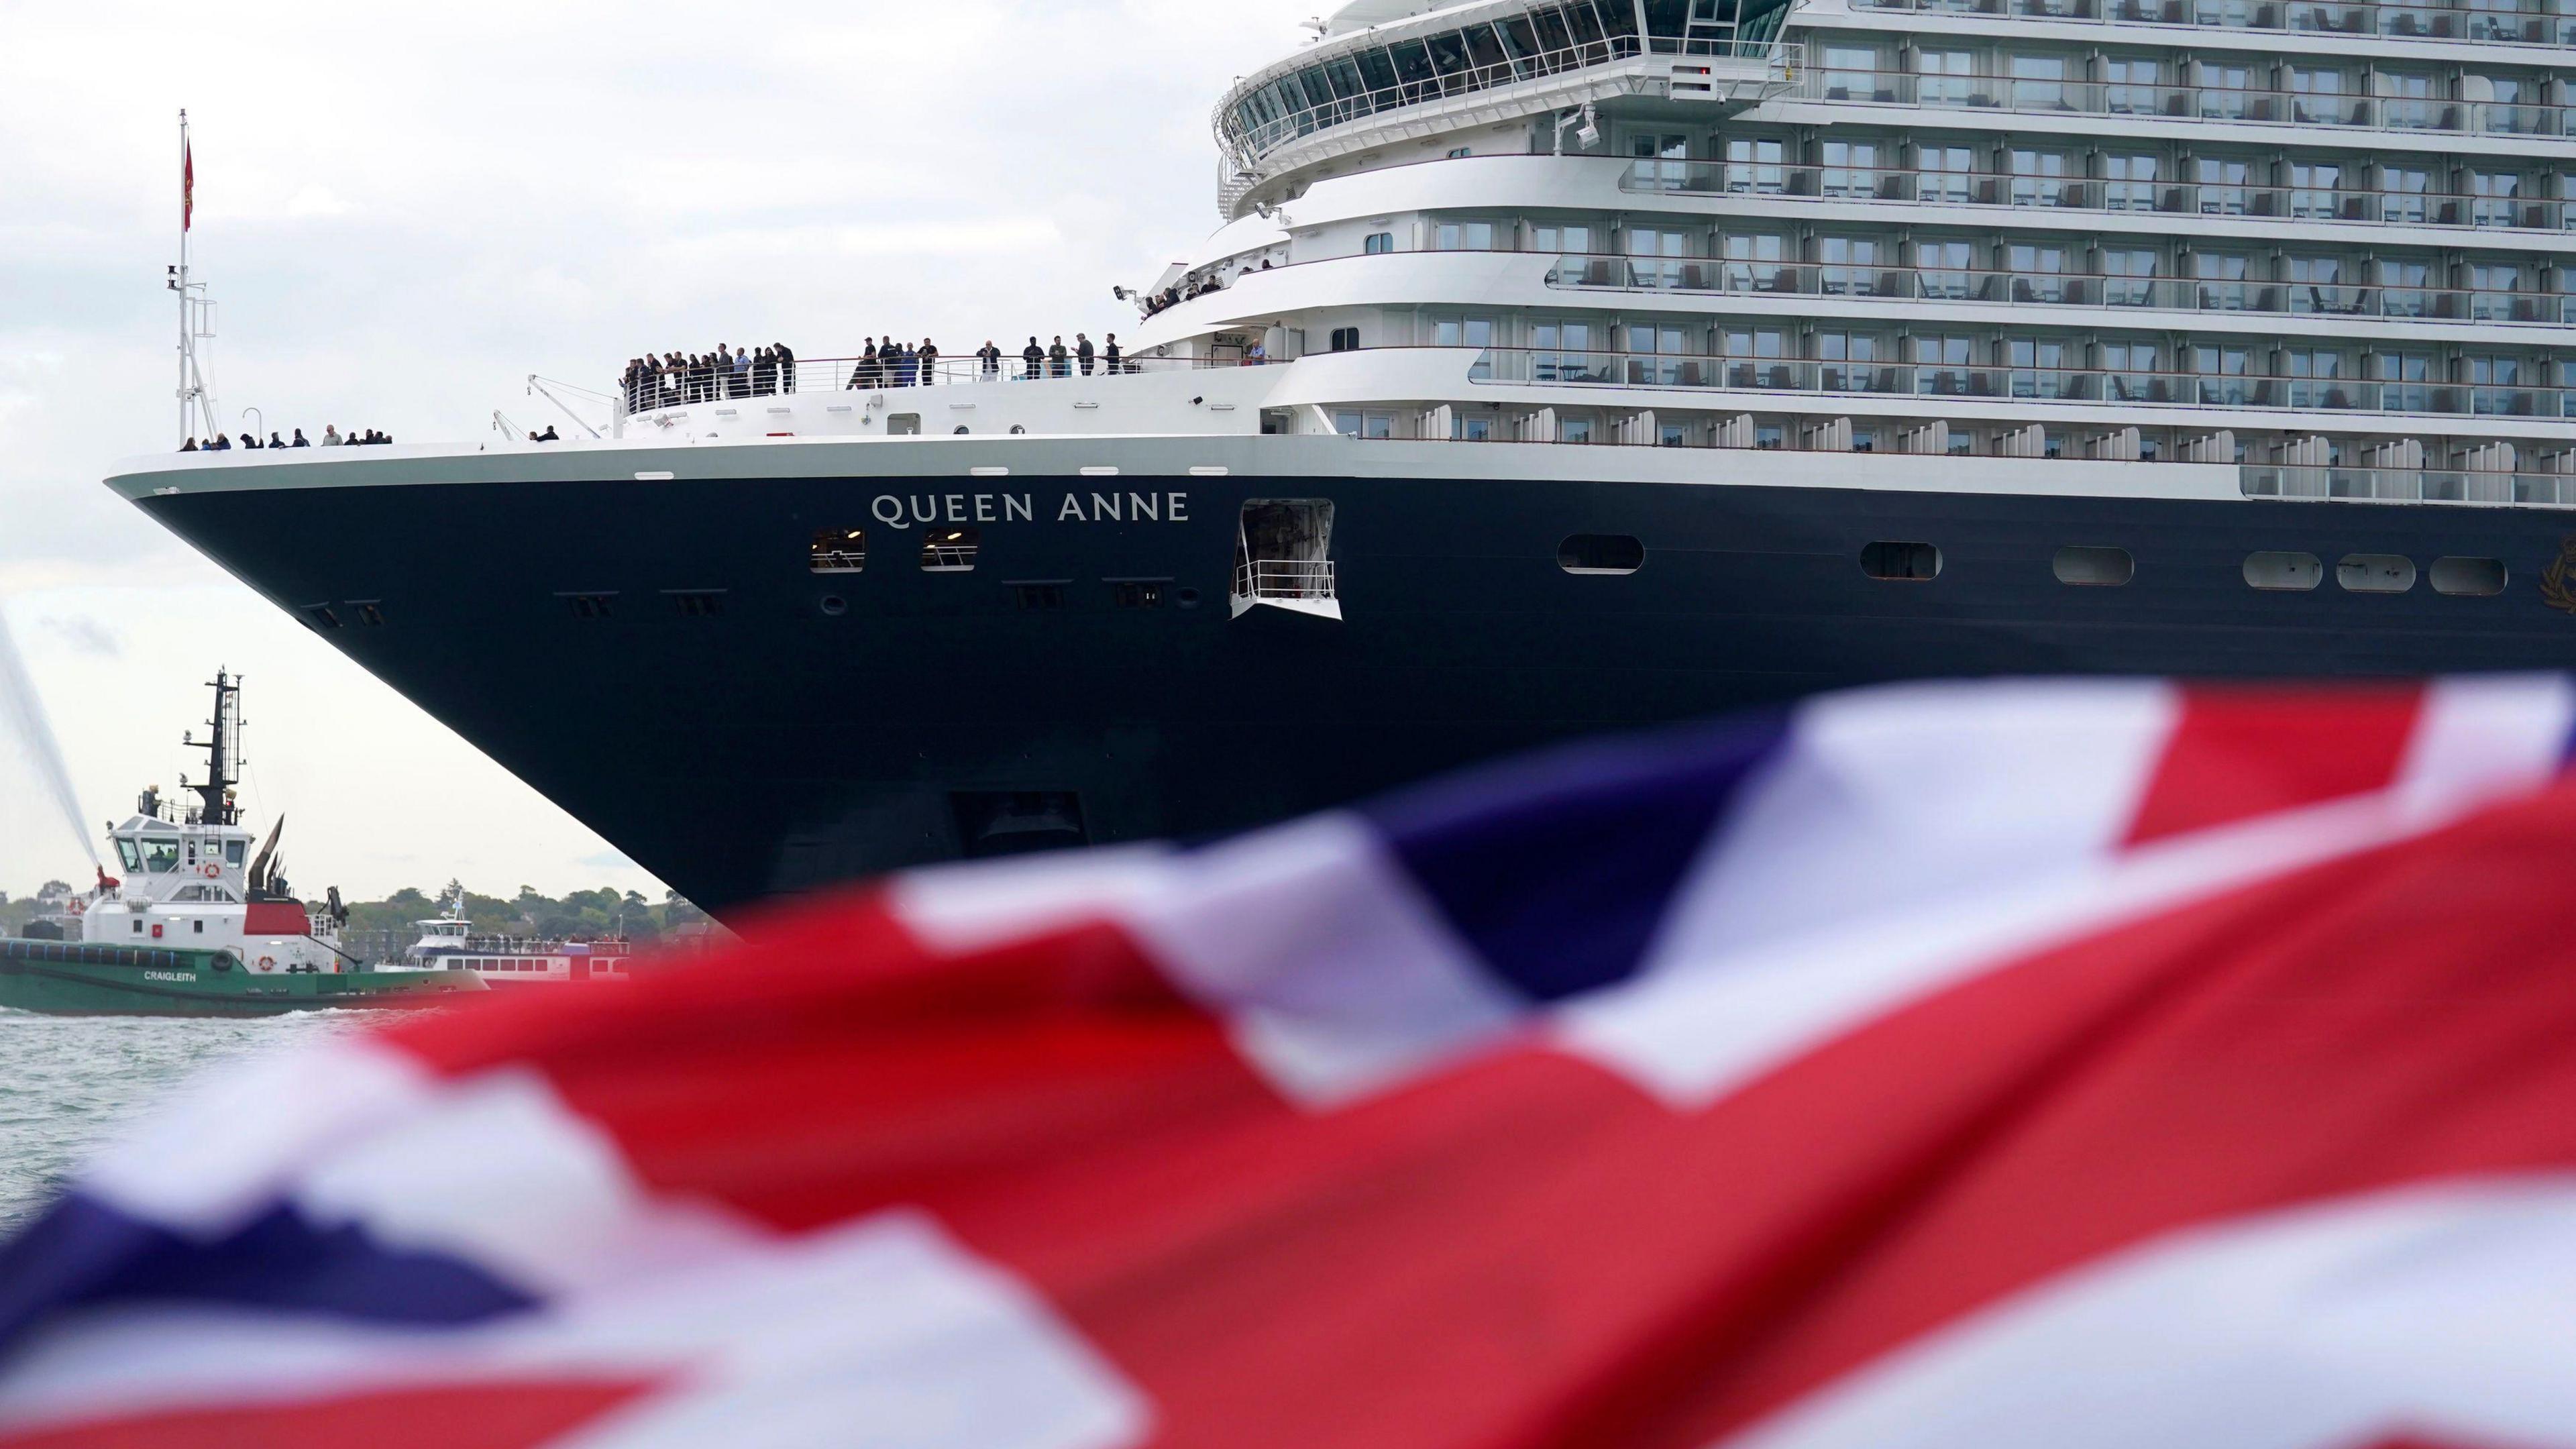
[0,0,1319,900]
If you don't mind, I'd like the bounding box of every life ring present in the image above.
[201,864,221,879]
[256,956,278,974]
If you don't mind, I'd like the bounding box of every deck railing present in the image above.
[1234,559,1338,602]
[1540,251,2574,325]
[1618,156,2575,232]
[1795,66,2574,136]
[1469,345,2576,419]
[2241,464,2576,503]
[1850,0,2576,47]
[617,354,1241,416]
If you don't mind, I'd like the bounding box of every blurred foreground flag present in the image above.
[7,678,2576,1449]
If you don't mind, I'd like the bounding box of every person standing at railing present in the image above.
[1049,335,1071,379]
[776,343,796,394]
[732,345,753,399]
[900,343,922,388]
[322,425,342,446]
[1077,333,1097,376]
[1022,337,1045,380]
[1104,333,1123,374]
[919,339,939,386]
[979,340,1002,380]
[290,429,309,447]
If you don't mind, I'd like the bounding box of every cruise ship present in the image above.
[112,0,2575,914]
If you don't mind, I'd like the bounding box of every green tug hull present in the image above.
[0,939,487,1018]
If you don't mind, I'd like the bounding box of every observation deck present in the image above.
[1216,0,1805,218]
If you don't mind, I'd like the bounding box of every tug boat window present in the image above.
[225,840,247,867]
[141,838,182,874]
[2244,551,2324,592]
[1860,541,1943,582]
[1232,500,1340,619]
[810,528,867,574]
[2337,554,2417,594]
[922,528,980,572]
[2430,557,2508,597]
[116,839,144,873]
[1558,535,1646,576]
[2053,546,2135,587]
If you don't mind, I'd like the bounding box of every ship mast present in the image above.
[184,669,244,827]
[170,109,217,445]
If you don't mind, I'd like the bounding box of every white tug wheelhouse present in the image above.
[78,672,356,976]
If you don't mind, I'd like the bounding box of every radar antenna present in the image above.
[184,669,244,827]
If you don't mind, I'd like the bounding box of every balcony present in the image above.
[1620,156,2576,233]
[1540,250,2573,326]
[1792,66,2573,140]
[2242,465,2576,504]
[1464,344,2576,419]
[1849,0,2576,47]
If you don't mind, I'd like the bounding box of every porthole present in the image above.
[2244,551,2323,592]
[1176,587,1203,610]
[1860,541,1942,582]
[818,596,849,616]
[2053,546,2134,588]
[2337,554,2417,594]
[1558,534,1646,576]
[953,425,971,435]
[2430,557,2508,597]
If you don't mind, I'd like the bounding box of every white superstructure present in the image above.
[1104,0,2570,503]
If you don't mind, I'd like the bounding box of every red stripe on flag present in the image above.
[372,777,2576,1449]
[2125,684,2424,847]
[0,1380,655,1449]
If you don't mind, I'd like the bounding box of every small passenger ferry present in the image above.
[402,890,637,987]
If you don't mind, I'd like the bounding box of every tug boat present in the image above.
[400,889,638,988]
[0,672,484,1018]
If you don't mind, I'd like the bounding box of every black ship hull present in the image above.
[138,468,2576,915]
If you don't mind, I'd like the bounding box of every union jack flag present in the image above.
[5,678,2576,1449]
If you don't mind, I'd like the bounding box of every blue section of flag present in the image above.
[1366,712,1792,1003]
[0,1192,537,1353]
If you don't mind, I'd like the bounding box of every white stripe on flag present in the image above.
[1722,1175,2576,1449]
[291,1065,765,1299]
[1124,812,1525,1108]
[2394,674,2576,820]
[1634,680,2180,988]
[1554,780,2483,1110]
[0,1211,1148,1449]
[83,1040,433,1236]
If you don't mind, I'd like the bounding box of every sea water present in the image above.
[0,1010,360,1230]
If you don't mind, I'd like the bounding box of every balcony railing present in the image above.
[616,353,1242,415]
[1851,0,2576,47]
[1794,66,2573,137]
[1542,252,2575,325]
[1234,559,1338,602]
[2242,464,2576,503]
[1622,156,2575,231]
[1470,344,2576,417]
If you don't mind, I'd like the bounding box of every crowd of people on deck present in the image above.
[623,344,798,412]
[618,333,1152,412]
[180,426,392,451]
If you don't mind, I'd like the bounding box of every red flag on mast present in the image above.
[182,140,194,232]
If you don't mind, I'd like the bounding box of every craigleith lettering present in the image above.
[869,493,1191,529]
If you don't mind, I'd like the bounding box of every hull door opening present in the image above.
[1231,500,1341,621]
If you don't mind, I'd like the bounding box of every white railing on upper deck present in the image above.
[1218,32,1797,168]
[615,353,1245,417]
[1793,65,2575,137]
[1234,559,1339,602]
[1850,0,2576,48]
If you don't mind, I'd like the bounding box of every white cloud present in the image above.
[0,0,1317,901]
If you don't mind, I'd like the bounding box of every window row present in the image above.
[1631,130,2575,227]
[1804,40,2569,135]
[1849,0,2576,49]
[1561,535,2512,595]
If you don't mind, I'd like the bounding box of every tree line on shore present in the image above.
[3,881,712,949]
